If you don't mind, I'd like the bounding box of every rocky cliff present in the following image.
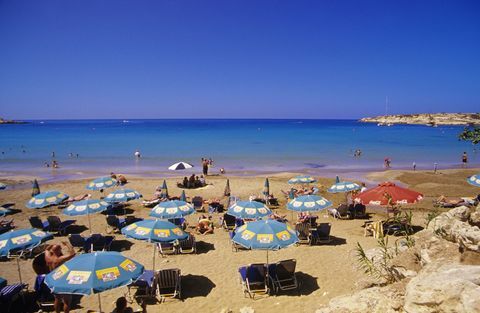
[0,118,27,124]
[360,113,480,126]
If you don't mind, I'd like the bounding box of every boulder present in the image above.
[315,284,404,313]
[404,263,480,313]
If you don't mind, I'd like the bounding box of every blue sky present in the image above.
[0,0,479,119]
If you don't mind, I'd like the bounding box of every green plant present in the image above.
[425,208,440,228]
[458,126,480,146]
[356,237,403,284]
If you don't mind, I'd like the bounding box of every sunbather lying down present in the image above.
[65,194,91,203]
[436,195,467,205]
[196,215,214,235]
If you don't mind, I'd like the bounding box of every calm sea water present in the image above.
[0,119,478,181]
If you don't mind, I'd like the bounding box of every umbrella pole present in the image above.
[88,213,92,234]
[98,293,102,313]
[152,243,156,271]
[16,257,22,283]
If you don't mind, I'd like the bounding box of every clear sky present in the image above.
[0,0,479,119]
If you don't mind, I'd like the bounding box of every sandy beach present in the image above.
[0,168,478,312]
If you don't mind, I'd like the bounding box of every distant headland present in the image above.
[0,117,27,124]
[359,113,480,126]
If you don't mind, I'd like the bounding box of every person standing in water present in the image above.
[462,152,468,168]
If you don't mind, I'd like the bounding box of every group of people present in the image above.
[179,174,206,189]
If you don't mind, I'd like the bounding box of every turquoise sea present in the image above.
[0,119,478,181]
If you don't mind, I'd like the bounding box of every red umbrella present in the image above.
[354,182,423,206]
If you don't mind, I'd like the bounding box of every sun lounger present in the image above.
[68,234,88,251]
[157,242,178,256]
[295,223,311,245]
[127,270,156,302]
[47,216,75,235]
[329,204,352,219]
[155,268,181,301]
[179,234,196,254]
[34,274,54,311]
[85,234,114,252]
[142,198,161,208]
[0,281,28,312]
[169,218,187,230]
[192,196,204,212]
[222,213,237,231]
[239,263,269,298]
[0,219,14,234]
[29,216,49,231]
[230,231,249,252]
[268,259,298,293]
[310,223,332,245]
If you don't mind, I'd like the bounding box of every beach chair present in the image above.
[179,234,196,254]
[155,268,181,301]
[106,215,126,233]
[86,234,114,252]
[0,281,28,312]
[29,216,49,231]
[127,270,156,302]
[47,216,75,235]
[157,241,178,256]
[169,218,187,230]
[238,263,269,298]
[310,223,332,245]
[142,198,161,208]
[268,259,298,293]
[69,234,88,251]
[0,219,14,234]
[295,223,311,245]
[230,231,248,252]
[34,274,55,311]
[353,203,367,219]
[222,213,237,231]
[332,204,352,219]
[192,196,204,212]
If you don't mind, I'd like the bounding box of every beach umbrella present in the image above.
[63,199,112,233]
[32,179,40,196]
[467,174,480,187]
[104,189,142,203]
[0,228,53,282]
[224,179,231,197]
[44,251,144,312]
[180,190,187,202]
[86,176,117,191]
[0,206,12,216]
[0,183,7,190]
[160,180,169,198]
[122,219,188,270]
[263,178,270,197]
[150,200,195,219]
[26,191,69,209]
[354,182,423,206]
[227,201,271,220]
[287,195,332,213]
[327,176,361,193]
[168,162,193,171]
[288,175,316,184]
[232,219,298,264]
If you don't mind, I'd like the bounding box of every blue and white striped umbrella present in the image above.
[467,174,480,187]
[232,220,298,250]
[227,201,271,220]
[150,200,194,219]
[122,219,188,243]
[86,177,117,191]
[26,191,69,209]
[63,199,111,216]
[327,176,361,193]
[287,195,332,212]
[0,183,7,190]
[104,189,142,203]
[0,228,53,257]
[44,252,144,296]
[288,175,316,184]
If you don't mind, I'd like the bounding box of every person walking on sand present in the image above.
[202,158,209,176]
[412,162,416,171]
[462,152,468,168]
[45,242,76,313]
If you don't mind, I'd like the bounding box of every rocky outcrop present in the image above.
[360,113,480,126]
[316,206,480,313]
[0,117,26,124]
[404,264,480,313]
[427,206,480,252]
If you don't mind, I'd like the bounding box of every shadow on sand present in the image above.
[181,274,216,299]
